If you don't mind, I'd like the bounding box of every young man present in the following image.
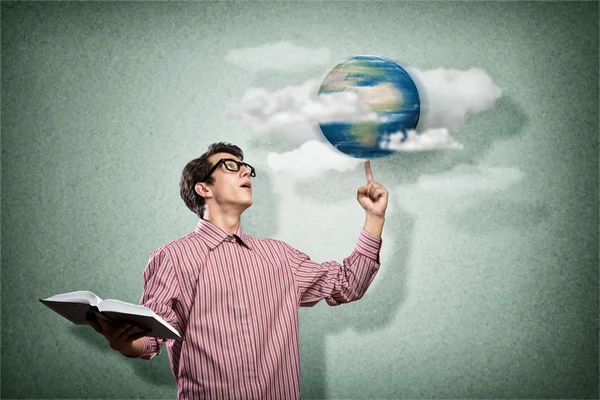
[88,142,388,399]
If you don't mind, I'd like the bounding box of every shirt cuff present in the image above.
[136,336,160,360]
[355,229,382,262]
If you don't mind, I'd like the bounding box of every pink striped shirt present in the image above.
[134,218,382,399]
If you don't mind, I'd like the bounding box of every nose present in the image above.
[240,166,251,178]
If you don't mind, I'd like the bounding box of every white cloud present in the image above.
[267,140,364,180]
[225,41,330,72]
[407,67,502,133]
[226,79,379,147]
[412,165,523,198]
[227,79,377,132]
[228,66,501,145]
[379,128,464,151]
[227,64,503,177]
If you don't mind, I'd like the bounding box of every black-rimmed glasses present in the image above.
[200,158,256,182]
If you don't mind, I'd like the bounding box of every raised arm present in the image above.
[286,160,388,307]
[285,230,382,307]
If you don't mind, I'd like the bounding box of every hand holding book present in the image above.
[40,290,181,342]
[86,313,150,354]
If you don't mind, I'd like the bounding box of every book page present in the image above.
[98,299,154,317]
[42,291,102,307]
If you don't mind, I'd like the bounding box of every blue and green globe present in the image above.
[318,55,420,159]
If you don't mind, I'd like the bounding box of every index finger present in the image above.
[364,160,374,182]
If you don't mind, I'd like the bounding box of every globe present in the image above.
[318,55,420,159]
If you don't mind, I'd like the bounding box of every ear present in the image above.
[195,182,212,199]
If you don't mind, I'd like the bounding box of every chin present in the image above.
[240,199,253,210]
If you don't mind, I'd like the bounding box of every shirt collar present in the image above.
[194,218,252,250]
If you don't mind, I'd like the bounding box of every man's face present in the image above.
[201,152,253,213]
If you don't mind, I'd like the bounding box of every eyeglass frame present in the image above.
[200,158,256,182]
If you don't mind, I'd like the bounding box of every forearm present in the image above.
[363,214,384,238]
[119,338,144,358]
[324,228,382,305]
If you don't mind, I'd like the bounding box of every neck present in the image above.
[203,209,242,235]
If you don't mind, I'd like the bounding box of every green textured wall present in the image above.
[2,2,598,399]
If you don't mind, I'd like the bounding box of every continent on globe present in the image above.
[318,55,420,159]
[354,82,404,113]
[351,122,379,147]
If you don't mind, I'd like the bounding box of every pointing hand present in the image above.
[357,160,389,218]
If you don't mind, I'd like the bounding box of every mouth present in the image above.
[240,183,252,190]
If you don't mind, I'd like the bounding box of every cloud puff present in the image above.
[228,66,501,148]
[412,164,523,197]
[226,79,379,147]
[227,79,377,140]
[225,41,330,72]
[408,67,502,133]
[267,140,364,179]
[379,128,464,151]
[227,64,502,176]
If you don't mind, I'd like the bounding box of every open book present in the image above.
[40,290,181,340]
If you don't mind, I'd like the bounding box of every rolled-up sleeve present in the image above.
[285,229,382,307]
[133,249,181,360]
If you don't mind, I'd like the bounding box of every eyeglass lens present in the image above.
[224,160,255,176]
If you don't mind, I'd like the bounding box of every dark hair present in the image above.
[180,142,244,218]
